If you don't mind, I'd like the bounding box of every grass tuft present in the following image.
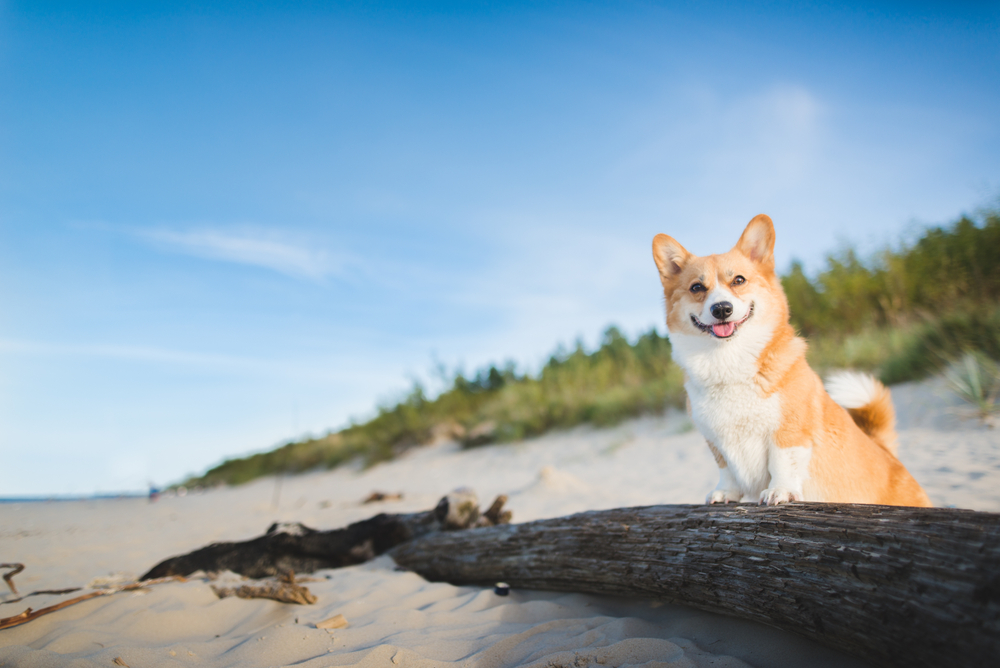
[943,352,1000,425]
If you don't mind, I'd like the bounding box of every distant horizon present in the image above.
[0,492,148,503]
[2,1,998,496]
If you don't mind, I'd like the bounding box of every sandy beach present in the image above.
[2,376,997,667]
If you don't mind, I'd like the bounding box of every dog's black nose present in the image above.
[711,302,733,320]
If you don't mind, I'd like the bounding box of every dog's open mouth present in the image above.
[691,302,754,339]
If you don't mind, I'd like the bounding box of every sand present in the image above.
[2,377,997,667]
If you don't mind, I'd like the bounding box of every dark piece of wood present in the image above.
[141,490,509,581]
[390,502,1000,668]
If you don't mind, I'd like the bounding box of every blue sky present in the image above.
[1,1,998,495]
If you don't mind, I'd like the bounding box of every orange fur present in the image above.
[652,215,931,507]
[845,382,898,456]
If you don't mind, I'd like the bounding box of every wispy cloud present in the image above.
[0,338,373,383]
[614,83,826,202]
[139,228,343,281]
[0,337,275,369]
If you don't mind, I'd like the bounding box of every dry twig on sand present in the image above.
[0,576,185,631]
[362,491,403,504]
[0,587,83,606]
[1,563,24,595]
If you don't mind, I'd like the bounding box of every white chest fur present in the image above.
[685,376,781,495]
[669,327,782,498]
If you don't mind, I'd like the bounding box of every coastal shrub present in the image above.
[801,305,1000,385]
[784,208,1000,335]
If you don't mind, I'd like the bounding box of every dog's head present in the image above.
[652,214,788,344]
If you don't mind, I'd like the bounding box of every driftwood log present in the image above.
[141,495,999,668]
[141,490,510,580]
[390,503,1000,668]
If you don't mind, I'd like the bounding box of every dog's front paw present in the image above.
[758,487,801,506]
[707,489,742,504]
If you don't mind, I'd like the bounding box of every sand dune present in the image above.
[2,377,996,667]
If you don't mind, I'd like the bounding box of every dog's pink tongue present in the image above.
[713,322,736,337]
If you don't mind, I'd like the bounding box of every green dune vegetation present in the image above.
[186,206,1000,487]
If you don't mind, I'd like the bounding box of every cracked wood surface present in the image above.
[390,502,1000,668]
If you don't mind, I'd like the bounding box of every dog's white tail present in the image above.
[826,371,899,456]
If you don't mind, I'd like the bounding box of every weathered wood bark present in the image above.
[141,491,509,580]
[390,503,1000,668]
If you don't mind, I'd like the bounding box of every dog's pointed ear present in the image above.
[735,214,775,266]
[652,234,691,283]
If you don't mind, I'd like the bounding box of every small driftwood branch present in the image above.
[0,588,82,607]
[0,577,184,631]
[1,564,24,595]
[211,571,317,605]
[362,491,403,504]
[141,490,510,580]
[390,503,1000,668]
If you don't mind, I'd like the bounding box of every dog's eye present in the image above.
[732,276,746,286]
[690,283,706,293]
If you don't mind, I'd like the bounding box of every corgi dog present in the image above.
[652,214,931,507]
